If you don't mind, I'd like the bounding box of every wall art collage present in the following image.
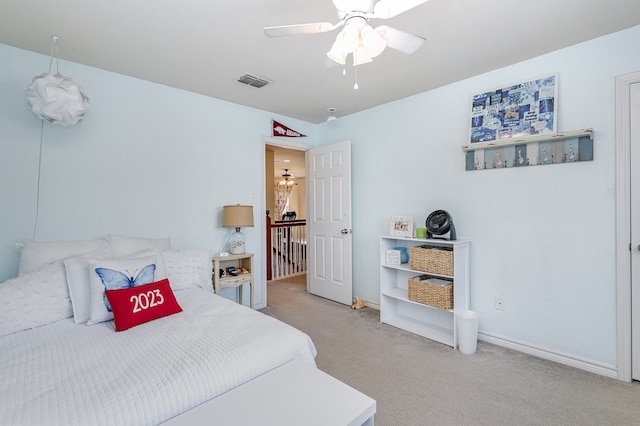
[463,73,594,170]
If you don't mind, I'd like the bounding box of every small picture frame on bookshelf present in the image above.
[390,216,413,237]
[385,249,401,265]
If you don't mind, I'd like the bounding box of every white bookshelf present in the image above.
[380,236,470,348]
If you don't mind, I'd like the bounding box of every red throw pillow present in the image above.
[105,279,182,332]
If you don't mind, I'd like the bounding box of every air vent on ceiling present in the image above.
[236,73,273,88]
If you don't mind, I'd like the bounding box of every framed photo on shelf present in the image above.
[390,216,413,237]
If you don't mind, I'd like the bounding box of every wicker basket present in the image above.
[409,246,454,275]
[408,275,454,310]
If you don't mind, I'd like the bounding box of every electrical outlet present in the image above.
[495,296,505,311]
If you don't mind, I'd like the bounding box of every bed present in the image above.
[0,236,317,425]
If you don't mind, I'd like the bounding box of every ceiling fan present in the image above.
[264,0,428,66]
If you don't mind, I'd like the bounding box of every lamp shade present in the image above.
[223,205,254,228]
[25,72,90,126]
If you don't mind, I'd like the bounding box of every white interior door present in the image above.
[307,141,353,305]
[630,81,640,380]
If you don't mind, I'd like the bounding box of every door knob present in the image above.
[341,228,350,234]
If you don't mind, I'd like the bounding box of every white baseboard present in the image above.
[356,298,379,310]
[362,302,617,379]
[479,332,618,379]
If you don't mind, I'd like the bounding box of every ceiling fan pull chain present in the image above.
[354,65,359,90]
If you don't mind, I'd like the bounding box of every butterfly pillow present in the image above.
[86,255,157,325]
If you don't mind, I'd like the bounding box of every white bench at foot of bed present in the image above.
[162,359,376,426]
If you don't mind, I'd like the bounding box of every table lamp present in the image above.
[223,204,254,255]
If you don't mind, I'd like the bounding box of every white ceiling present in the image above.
[2,0,640,124]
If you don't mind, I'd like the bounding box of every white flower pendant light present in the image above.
[25,35,90,126]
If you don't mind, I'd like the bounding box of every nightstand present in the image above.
[212,253,254,308]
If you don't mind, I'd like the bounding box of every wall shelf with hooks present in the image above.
[462,128,592,151]
[462,128,593,170]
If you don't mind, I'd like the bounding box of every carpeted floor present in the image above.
[261,275,640,426]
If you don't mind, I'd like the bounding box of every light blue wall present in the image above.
[2,24,640,369]
[0,44,317,307]
[319,25,640,368]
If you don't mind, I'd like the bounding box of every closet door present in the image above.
[630,81,640,380]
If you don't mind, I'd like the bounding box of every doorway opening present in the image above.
[265,143,308,283]
[262,138,353,307]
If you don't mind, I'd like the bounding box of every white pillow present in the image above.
[0,262,72,337]
[64,256,93,323]
[108,234,171,257]
[65,250,168,324]
[86,255,159,325]
[162,250,214,292]
[19,239,110,275]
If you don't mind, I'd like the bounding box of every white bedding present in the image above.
[0,287,317,425]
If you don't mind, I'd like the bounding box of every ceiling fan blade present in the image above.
[333,0,375,14]
[375,25,425,54]
[264,22,342,37]
[373,0,429,19]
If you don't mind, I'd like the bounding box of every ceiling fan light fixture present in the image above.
[339,20,361,51]
[327,15,368,65]
[327,40,348,65]
[328,17,387,66]
[352,45,373,66]
[278,169,296,187]
[360,24,387,58]
[265,0,429,67]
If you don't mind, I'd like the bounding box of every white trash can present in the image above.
[457,310,479,355]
